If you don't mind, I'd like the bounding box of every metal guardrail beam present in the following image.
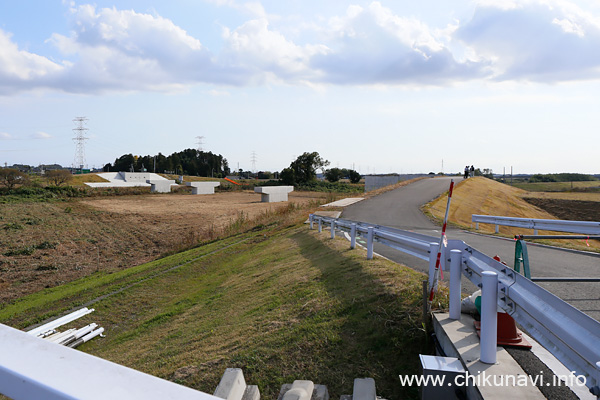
[0,323,220,400]
[472,214,600,235]
[310,214,600,394]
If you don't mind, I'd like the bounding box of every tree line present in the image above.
[103,149,230,177]
[528,173,598,183]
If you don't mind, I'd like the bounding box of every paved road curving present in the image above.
[341,177,600,322]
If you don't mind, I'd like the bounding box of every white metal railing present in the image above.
[0,323,220,400]
[472,214,600,235]
[309,214,600,396]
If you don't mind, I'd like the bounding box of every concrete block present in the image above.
[254,186,294,202]
[214,368,246,400]
[278,383,328,400]
[352,378,376,400]
[242,385,260,400]
[147,180,175,193]
[313,384,329,400]
[186,181,220,194]
[119,172,153,182]
[282,380,313,400]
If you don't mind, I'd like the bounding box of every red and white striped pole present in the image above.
[428,179,455,303]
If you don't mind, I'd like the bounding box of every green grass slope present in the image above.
[0,222,441,399]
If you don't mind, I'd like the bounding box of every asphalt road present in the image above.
[341,177,600,322]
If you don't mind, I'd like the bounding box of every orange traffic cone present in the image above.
[474,312,532,349]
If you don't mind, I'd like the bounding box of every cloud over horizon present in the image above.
[1,0,600,95]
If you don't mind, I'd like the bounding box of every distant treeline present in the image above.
[528,173,598,183]
[103,149,230,177]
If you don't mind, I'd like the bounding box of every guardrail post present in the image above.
[427,243,438,290]
[309,214,314,230]
[350,223,357,249]
[475,222,479,230]
[480,271,498,364]
[330,220,336,239]
[367,227,374,260]
[534,228,538,235]
[318,218,322,233]
[495,224,499,234]
[449,250,462,320]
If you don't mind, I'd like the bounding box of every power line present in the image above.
[72,117,89,170]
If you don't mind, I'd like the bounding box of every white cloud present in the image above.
[46,5,215,92]
[0,132,13,140]
[455,0,600,81]
[219,18,328,84]
[0,29,64,93]
[310,2,488,84]
[32,131,52,139]
[3,0,600,94]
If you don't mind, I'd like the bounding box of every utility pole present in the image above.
[72,117,89,171]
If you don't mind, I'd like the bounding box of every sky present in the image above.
[1,0,600,175]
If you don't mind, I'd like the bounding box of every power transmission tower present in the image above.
[72,117,89,170]
[196,136,205,152]
[251,151,257,173]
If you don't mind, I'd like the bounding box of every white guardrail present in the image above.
[309,214,600,396]
[472,214,600,235]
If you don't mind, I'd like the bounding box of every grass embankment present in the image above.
[423,177,600,252]
[0,221,441,399]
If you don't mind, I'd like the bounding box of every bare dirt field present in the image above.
[523,198,600,221]
[0,191,325,303]
[80,191,322,232]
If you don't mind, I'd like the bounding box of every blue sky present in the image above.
[1,0,599,175]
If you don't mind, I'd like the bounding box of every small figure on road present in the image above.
[464,166,469,179]
[470,165,475,178]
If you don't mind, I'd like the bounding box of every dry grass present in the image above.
[69,173,110,186]
[423,177,600,251]
[0,191,325,303]
[522,192,600,202]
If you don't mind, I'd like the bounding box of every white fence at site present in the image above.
[309,214,600,396]
[472,214,600,235]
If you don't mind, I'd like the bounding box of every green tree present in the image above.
[280,167,295,185]
[112,154,135,172]
[347,169,361,183]
[289,152,329,184]
[325,168,344,182]
[0,168,27,189]
[46,170,72,186]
